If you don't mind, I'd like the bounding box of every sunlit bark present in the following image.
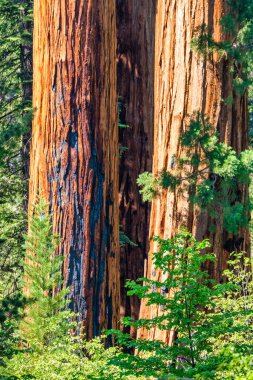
[138,0,249,343]
[29,0,119,338]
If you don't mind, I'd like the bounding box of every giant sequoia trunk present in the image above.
[29,0,119,338]
[116,0,155,331]
[138,0,249,343]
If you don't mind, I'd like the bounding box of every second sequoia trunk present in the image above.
[29,0,119,338]
[116,0,155,332]
[138,0,249,343]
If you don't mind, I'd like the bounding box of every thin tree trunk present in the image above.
[138,0,249,343]
[20,0,33,211]
[29,0,119,338]
[116,0,155,334]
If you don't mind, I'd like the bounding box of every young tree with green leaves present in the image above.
[109,231,217,377]
[205,253,253,359]
[108,231,253,379]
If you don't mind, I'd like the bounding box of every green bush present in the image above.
[108,231,253,379]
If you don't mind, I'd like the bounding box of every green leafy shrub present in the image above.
[214,347,253,380]
[1,336,143,380]
[108,230,222,378]
[137,172,159,202]
[108,231,253,379]
[210,252,253,350]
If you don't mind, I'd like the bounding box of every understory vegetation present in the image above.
[0,202,141,380]
[0,203,252,379]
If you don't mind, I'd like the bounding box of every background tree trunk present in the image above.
[116,0,155,335]
[29,0,119,339]
[20,0,33,211]
[138,0,249,343]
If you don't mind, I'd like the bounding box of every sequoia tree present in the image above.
[138,0,250,343]
[116,0,155,331]
[29,0,119,338]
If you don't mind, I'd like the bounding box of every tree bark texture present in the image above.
[116,0,155,333]
[29,0,119,339]
[138,0,249,343]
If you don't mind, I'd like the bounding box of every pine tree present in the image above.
[22,200,71,350]
[1,200,140,380]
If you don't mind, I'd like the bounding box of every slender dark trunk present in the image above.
[116,0,155,335]
[20,0,33,210]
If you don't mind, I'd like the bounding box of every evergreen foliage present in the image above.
[109,230,218,377]
[118,97,129,157]
[0,174,25,296]
[1,337,143,380]
[137,113,253,234]
[120,226,138,248]
[210,253,253,350]
[0,0,32,352]
[0,200,142,380]
[0,0,32,162]
[108,231,253,379]
[191,0,253,93]
[21,200,70,350]
[0,292,24,366]
[0,0,33,307]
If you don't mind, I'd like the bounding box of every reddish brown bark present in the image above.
[29,0,119,338]
[138,0,249,343]
[116,0,155,331]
